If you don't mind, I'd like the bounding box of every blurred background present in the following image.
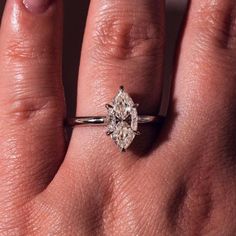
[0,0,188,116]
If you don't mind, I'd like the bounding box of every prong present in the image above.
[134,130,141,136]
[133,103,139,108]
[105,104,113,109]
[120,85,125,92]
[106,130,113,136]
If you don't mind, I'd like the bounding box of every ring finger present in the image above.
[44,1,165,233]
[70,0,165,159]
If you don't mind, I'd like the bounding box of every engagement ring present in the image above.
[68,86,164,151]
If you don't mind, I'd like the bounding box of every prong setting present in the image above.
[120,85,125,92]
[106,86,139,151]
[105,104,113,110]
[106,130,113,136]
[134,131,141,136]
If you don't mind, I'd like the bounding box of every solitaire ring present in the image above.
[68,86,164,151]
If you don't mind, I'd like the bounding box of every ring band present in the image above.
[68,86,164,152]
[68,115,163,126]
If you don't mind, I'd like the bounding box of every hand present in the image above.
[0,0,235,235]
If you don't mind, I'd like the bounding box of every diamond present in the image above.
[113,88,134,120]
[107,106,116,134]
[111,121,136,150]
[106,86,139,151]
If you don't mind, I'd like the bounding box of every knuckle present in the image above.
[4,37,59,64]
[5,39,37,61]
[193,1,236,49]
[92,11,163,60]
[166,153,236,235]
[1,94,63,124]
[167,180,213,234]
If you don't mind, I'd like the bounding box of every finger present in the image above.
[149,1,236,232]
[45,1,165,232]
[150,0,236,170]
[0,0,64,203]
[172,0,236,130]
[71,0,165,157]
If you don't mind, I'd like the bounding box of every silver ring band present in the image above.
[67,86,165,151]
[68,115,164,127]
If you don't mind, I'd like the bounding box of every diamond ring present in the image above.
[68,86,164,151]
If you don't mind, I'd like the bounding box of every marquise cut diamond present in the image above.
[106,87,139,151]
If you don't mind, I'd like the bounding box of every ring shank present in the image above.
[67,115,164,126]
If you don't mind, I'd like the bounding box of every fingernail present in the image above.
[23,0,54,13]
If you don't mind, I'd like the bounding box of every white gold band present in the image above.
[68,86,164,151]
[68,115,164,127]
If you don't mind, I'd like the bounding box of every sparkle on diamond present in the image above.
[111,121,136,150]
[113,89,134,120]
[106,87,138,151]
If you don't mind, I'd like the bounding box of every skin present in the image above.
[0,0,236,235]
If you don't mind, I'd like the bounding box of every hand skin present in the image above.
[0,0,236,235]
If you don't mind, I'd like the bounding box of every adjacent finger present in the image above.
[173,0,236,129]
[0,0,64,205]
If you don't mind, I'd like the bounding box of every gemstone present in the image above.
[113,89,134,120]
[106,87,139,151]
[111,121,136,150]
